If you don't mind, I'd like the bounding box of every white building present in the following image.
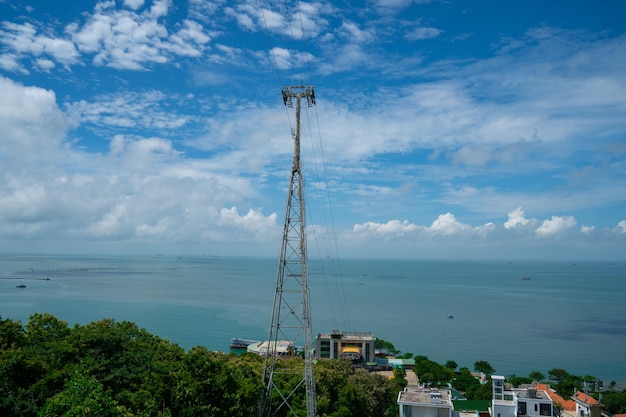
[490,375,555,417]
[397,388,454,417]
[315,330,376,363]
[246,340,294,356]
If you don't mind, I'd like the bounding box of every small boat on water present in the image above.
[16,284,26,288]
[521,276,531,280]
[447,314,454,319]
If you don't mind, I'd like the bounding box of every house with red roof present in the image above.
[572,391,602,417]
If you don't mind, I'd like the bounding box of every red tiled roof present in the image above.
[573,391,600,405]
[536,384,576,411]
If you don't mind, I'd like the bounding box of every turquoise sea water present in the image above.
[1,255,625,385]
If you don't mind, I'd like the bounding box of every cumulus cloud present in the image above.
[536,215,577,237]
[0,76,70,164]
[353,219,420,236]
[0,74,276,248]
[616,220,626,234]
[427,213,471,236]
[352,213,497,240]
[504,207,529,229]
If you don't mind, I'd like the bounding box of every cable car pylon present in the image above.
[258,85,317,417]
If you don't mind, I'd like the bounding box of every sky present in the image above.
[0,0,625,260]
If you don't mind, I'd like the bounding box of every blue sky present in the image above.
[1,0,625,259]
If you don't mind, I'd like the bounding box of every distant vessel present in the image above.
[447,314,454,319]
[16,284,26,288]
[521,276,531,280]
[230,338,257,349]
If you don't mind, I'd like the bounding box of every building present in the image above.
[536,384,576,414]
[315,330,376,363]
[246,340,294,356]
[397,388,455,417]
[572,391,602,417]
[490,376,556,417]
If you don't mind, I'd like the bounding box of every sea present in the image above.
[1,254,625,386]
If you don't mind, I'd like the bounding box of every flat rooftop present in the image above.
[514,388,552,401]
[398,388,451,405]
[317,331,374,340]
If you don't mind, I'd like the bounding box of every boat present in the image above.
[447,314,454,319]
[16,284,26,288]
[230,338,258,349]
[521,276,531,280]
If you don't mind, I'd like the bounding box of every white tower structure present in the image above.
[258,85,317,417]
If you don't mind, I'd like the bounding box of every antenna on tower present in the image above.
[258,85,317,417]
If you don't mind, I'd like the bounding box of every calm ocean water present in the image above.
[1,255,625,385]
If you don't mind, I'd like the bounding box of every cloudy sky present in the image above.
[1,0,625,260]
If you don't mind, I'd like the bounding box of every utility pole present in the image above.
[258,85,317,417]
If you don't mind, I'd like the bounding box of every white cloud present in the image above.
[580,225,595,234]
[226,0,328,39]
[218,207,277,231]
[0,53,25,72]
[536,215,577,237]
[0,76,275,248]
[0,76,70,164]
[352,213,496,239]
[504,207,529,229]
[616,220,626,234]
[124,0,145,10]
[67,90,191,131]
[373,0,433,14]
[0,21,79,69]
[270,47,293,70]
[353,219,420,236]
[339,21,374,44]
[427,212,472,236]
[405,26,442,41]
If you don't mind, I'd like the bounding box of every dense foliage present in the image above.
[2,314,622,416]
[0,314,401,417]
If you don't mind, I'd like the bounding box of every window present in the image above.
[320,340,331,358]
[540,403,552,416]
[518,401,527,415]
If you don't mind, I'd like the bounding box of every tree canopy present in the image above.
[0,314,399,417]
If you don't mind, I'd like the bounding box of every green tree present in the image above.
[39,371,126,417]
[414,357,453,387]
[465,379,493,400]
[602,390,626,414]
[529,371,545,382]
[0,316,26,351]
[548,368,582,395]
[452,371,479,392]
[548,368,568,382]
[507,374,532,386]
[375,338,399,355]
[445,360,458,371]
[474,360,495,375]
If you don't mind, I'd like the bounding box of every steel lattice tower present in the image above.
[258,85,317,417]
